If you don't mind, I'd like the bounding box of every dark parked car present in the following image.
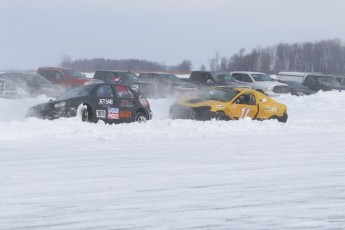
[278,80,315,96]
[0,78,19,98]
[188,71,251,92]
[93,71,156,98]
[138,72,196,97]
[26,83,152,123]
[37,67,102,88]
[278,72,345,92]
[0,72,65,97]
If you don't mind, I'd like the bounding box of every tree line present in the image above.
[60,56,192,72]
[61,39,345,74]
[210,39,345,74]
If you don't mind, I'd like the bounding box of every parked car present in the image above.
[277,72,345,92]
[93,70,157,98]
[26,83,152,123]
[0,78,19,98]
[0,72,65,97]
[169,87,288,122]
[37,67,102,88]
[278,80,315,96]
[188,71,250,92]
[138,72,196,97]
[335,75,345,85]
[231,71,290,96]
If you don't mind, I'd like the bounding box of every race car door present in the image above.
[230,93,258,119]
[94,84,118,121]
[113,85,137,122]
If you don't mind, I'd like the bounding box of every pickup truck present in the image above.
[37,67,102,88]
[188,71,250,92]
[231,71,290,97]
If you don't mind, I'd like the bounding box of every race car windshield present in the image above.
[252,74,273,81]
[213,74,236,82]
[63,69,85,78]
[57,85,95,100]
[207,88,239,102]
[317,77,339,84]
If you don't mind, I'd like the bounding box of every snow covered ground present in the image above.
[1,92,345,229]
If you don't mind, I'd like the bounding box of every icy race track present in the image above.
[1,92,345,229]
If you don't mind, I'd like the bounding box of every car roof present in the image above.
[38,67,74,71]
[230,71,266,74]
[95,70,131,73]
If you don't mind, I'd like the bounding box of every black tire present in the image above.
[214,111,228,121]
[277,112,288,123]
[77,104,92,122]
[135,112,148,123]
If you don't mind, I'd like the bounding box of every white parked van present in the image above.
[230,71,289,97]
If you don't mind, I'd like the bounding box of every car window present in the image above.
[243,75,253,83]
[26,74,52,84]
[251,74,272,82]
[96,85,114,98]
[114,85,133,98]
[305,76,317,86]
[62,69,85,78]
[235,94,256,105]
[206,88,239,102]
[94,71,107,80]
[213,73,235,82]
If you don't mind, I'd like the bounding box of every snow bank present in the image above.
[1,91,345,229]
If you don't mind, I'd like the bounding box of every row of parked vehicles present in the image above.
[2,66,345,99]
[1,66,345,124]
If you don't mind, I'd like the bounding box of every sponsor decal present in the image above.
[265,107,271,111]
[99,99,113,105]
[96,110,106,118]
[272,107,278,112]
[119,111,132,118]
[120,100,134,108]
[240,107,251,119]
[216,105,225,109]
[108,107,119,119]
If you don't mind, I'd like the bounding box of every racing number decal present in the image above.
[240,107,250,119]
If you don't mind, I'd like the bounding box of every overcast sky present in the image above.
[0,0,344,70]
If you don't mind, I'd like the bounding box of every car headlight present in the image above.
[54,101,66,108]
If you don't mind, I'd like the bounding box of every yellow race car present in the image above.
[169,87,288,122]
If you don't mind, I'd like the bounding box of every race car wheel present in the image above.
[135,112,148,123]
[81,106,89,122]
[277,112,288,123]
[77,104,92,122]
[214,111,228,121]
